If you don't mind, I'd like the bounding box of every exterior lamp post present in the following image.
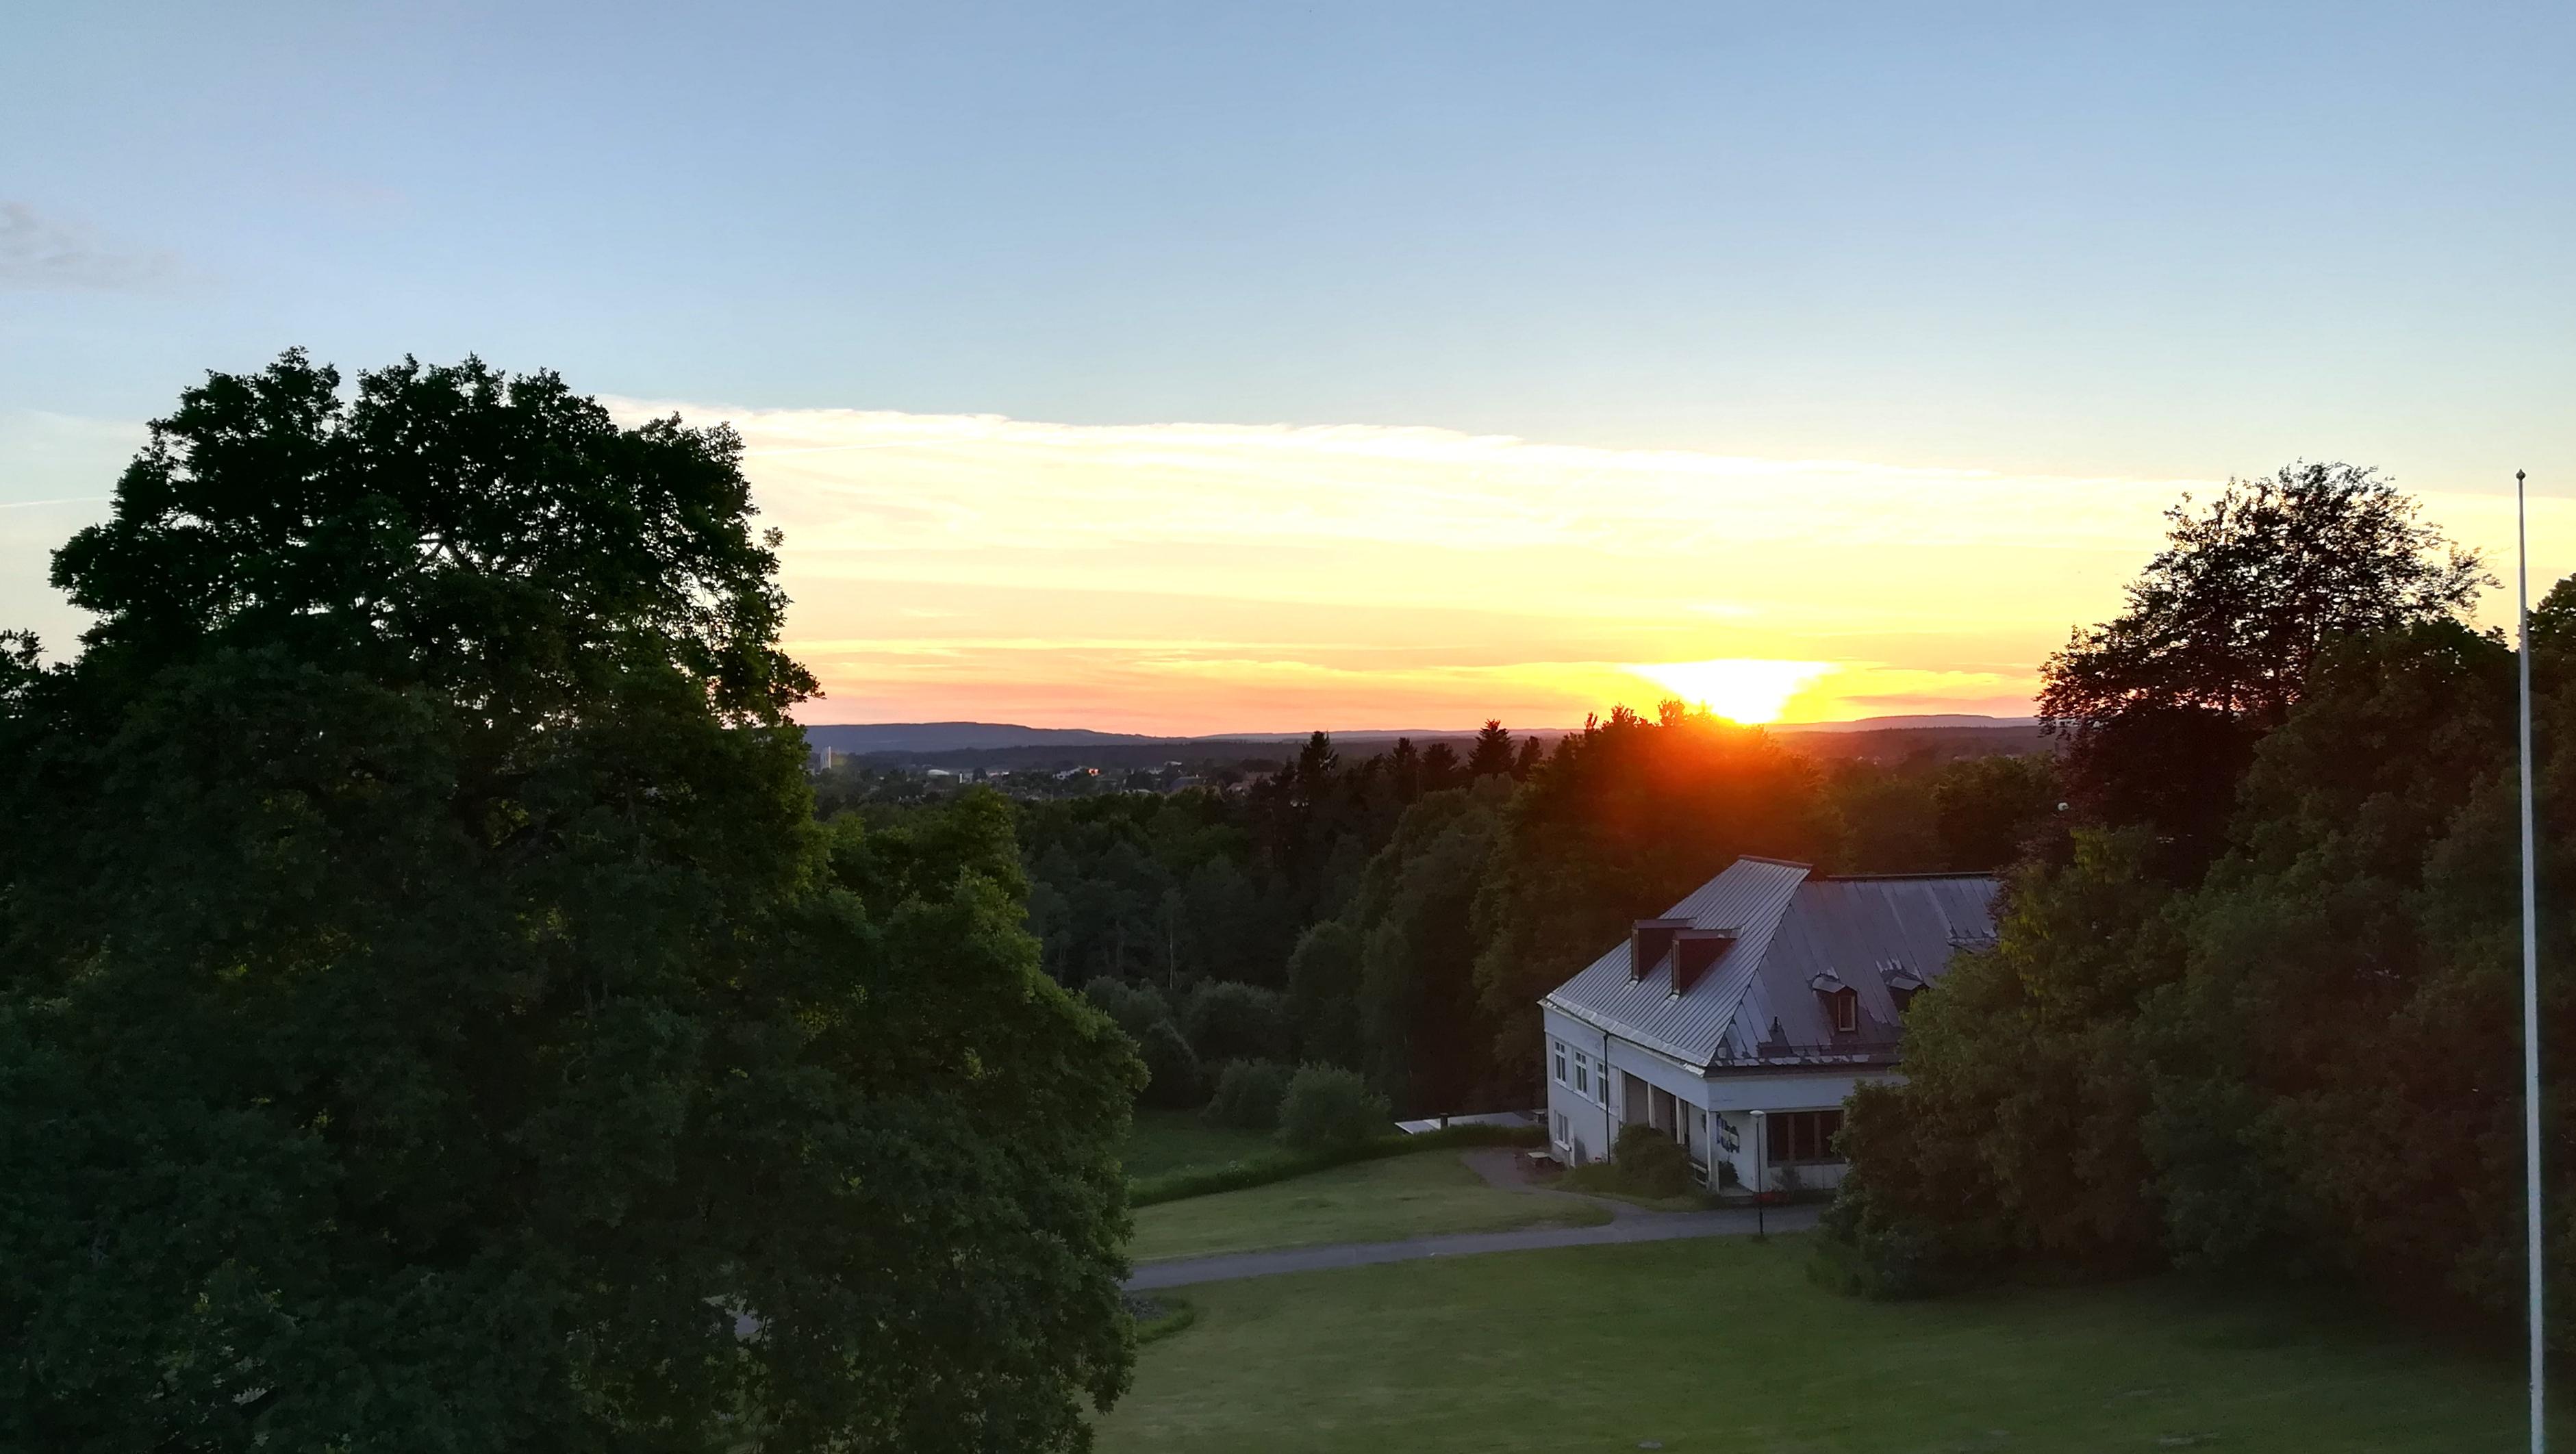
[1749,1110,1767,1238]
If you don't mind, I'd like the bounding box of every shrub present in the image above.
[1128,1122,1540,1207]
[1084,978,1200,1107]
[1181,981,1293,1066]
[1613,1123,1693,1199]
[1811,1171,1992,1300]
[1202,1059,1293,1131]
[1274,1064,1390,1150]
[1082,978,1175,1042]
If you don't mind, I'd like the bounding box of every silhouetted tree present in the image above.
[1419,741,1462,793]
[1466,719,1515,778]
[2038,461,2487,876]
[1932,753,2059,871]
[1387,737,1422,800]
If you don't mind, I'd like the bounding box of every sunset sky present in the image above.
[6,3,2573,733]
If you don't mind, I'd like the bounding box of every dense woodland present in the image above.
[1821,462,2576,1350]
[833,714,2058,1121]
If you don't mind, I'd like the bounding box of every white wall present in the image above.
[1539,1009,1617,1164]
[1541,1008,1897,1188]
[1704,1069,1894,1192]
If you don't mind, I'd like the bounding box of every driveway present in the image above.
[1125,1149,1821,1290]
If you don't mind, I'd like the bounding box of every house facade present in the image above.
[1539,856,1998,1193]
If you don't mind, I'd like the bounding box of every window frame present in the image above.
[1552,1039,1568,1086]
[1763,1108,1849,1165]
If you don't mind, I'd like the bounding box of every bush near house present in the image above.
[1276,1065,1391,1150]
[1611,1123,1693,1198]
[1203,1060,1293,1130]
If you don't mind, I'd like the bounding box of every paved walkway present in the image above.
[1126,1149,1820,1290]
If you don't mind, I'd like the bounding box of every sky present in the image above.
[5,2,2571,732]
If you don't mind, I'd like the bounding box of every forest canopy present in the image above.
[0,354,1139,1451]
[1823,464,2576,1348]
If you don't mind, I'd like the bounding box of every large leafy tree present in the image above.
[2039,461,2488,875]
[1832,596,2576,1341]
[0,353,1138,1451]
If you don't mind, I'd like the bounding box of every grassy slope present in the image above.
[1122,1110,1276,1181]
[1096,1235,2563,1453]
[1129,1151,1611,1262]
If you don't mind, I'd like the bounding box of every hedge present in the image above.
[1128,1122,1542,1208]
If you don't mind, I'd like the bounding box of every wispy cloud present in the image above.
[0,203,181,293]
[644,402,2573,732]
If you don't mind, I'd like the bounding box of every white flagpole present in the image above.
[2521,466,2547,1454]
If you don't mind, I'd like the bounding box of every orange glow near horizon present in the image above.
[576,400,2574,737]
[1625,659,1837,725]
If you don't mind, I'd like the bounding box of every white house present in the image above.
[1539,855,1998,1193]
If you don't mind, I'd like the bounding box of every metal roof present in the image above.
[1541,859,1999,1071]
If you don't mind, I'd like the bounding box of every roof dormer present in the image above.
[1629,917,1693,982]
[1808,971,1860,1035]
[1670,930,1734,997]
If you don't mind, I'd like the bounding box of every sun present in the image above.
[1624,658,1835,724]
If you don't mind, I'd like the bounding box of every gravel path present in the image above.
[1125,1149,1819,1290]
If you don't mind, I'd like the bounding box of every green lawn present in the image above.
[1129,1150,1611,1262]
[1096,1234,2561,1452]
[1122,1110,1277,1181]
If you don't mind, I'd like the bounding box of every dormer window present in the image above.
[1806,970,1860,1036]
[1881,960,1928,1019]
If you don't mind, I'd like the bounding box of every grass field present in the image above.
[1122,1110,1276,1181]
[1128,1150,1611,1262]
[1095,1234,2561,1452]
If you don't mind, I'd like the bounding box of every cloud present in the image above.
[585,398,2576,732]
[0,203,181,292]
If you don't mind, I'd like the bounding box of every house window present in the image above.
[1552,1039,1568,1085]
[1764,1108,1847,1165]
[1552,1110,1569,1147]
[1830,987,1858,1034]
[1573,1051,1590,1096]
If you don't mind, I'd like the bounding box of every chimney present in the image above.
[1671,930,1734,996]
[1629,918,1692,981]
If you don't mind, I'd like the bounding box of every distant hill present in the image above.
[1772,713,2038,735]
[800,713,2045,769]
[801,722,1167,755]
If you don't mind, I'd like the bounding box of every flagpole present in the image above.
[2521,465,2546,1454]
